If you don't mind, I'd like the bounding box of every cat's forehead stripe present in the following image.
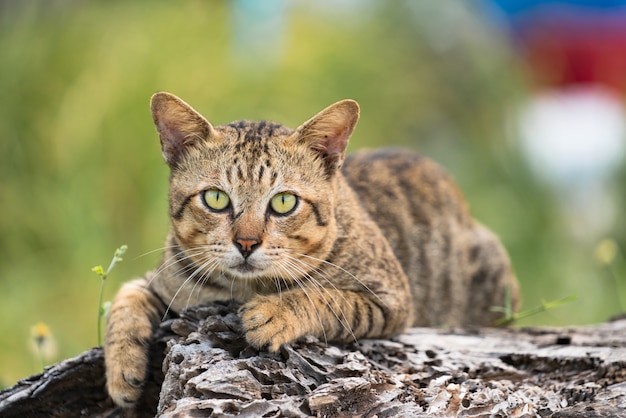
[225,120,290,142]
[217,120,294,188]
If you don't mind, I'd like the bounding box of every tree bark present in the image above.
[2,301,626,417]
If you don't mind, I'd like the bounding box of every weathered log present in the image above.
[2,301,626,417]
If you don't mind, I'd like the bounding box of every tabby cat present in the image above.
[104,92,519,408]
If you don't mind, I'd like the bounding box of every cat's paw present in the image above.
[105,343,149,408]
[239,295,300,351]
[104,278,160,408]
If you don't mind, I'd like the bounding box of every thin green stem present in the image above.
[606,265,625,312]
[97,276,107,346]
[93,245,127,346]
[494,294,576,326]
[36,340,45,371]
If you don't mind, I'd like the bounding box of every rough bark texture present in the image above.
[2,302,626,417]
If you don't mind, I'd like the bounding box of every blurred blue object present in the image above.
[486,0,626,16]
[482,0,626,92]
[232,0,286,66]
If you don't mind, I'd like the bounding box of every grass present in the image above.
[492,288,578,326]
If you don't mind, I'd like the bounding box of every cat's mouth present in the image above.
[233,263,256,274]
[226,261,267,279]
[222,250,272,279]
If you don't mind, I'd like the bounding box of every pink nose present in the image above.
[234,238,261,258]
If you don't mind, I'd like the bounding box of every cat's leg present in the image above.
[239,288,410,351]
[104,278,164,408]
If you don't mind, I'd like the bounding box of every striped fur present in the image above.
[104,93,519,408]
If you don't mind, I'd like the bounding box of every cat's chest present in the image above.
[155,270,284,311]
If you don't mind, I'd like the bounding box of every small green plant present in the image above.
[595,238,625,312]
[92,245,127,346]
[492,286,577,326]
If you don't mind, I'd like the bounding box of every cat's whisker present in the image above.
[295,260,356,313]
[132,244,182,261]
[279,256,357,342]
[164,263,214,318]
[147,247,211,289]
[228,269,238,300]
[148,246,203,278]
[268,266,284,301]
[282,256,357,342]
[290,262,356,343]
[147,263,190,295]
[161,249,223,318]
[162,276,194,319]
[294,252,388,308]
[314,286,357,342]
[274,258,328,344]
[183,257,221,310]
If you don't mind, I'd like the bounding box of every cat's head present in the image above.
[150,92,359,282]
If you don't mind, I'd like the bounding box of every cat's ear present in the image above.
[290,99,360,172]
[150,92,219,167]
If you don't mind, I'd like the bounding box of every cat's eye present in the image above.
[270,192,298,215]
[202,189,230,211]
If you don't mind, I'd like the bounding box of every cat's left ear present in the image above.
[150,92,219,167]
[290,99,360,172]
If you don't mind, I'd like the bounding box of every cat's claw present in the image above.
[106,368,144,408]
[239,295,299,352]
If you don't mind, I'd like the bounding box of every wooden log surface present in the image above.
[1,301,626,417]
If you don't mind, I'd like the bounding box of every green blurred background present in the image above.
[1,0,624,387]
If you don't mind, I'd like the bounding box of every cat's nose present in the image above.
[234,238,261,259]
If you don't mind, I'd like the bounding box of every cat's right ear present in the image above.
[290,99,360,173]
[150,92,219,167]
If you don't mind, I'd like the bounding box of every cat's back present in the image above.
[342,148,517,326]
[341,147,474,286]
[342,148,472,231]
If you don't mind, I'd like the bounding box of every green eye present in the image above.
[202,189,230,211]
[270,192,298,215]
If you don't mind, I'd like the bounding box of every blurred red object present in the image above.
[520,12,626,92]
[485,1,626,93]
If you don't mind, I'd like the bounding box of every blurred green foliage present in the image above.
[0,0,624,386]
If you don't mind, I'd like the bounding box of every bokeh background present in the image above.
[1,0,625,387]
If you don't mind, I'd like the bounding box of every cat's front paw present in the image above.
[105,330,151,409]
[104,278,158,409]
[239,295,301,351]
[106,357,146,409]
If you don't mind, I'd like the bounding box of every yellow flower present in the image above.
[31,322,50,345]
[30,322,57,365]
[595,238,618,266]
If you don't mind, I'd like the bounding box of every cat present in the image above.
[104,92,519,408]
